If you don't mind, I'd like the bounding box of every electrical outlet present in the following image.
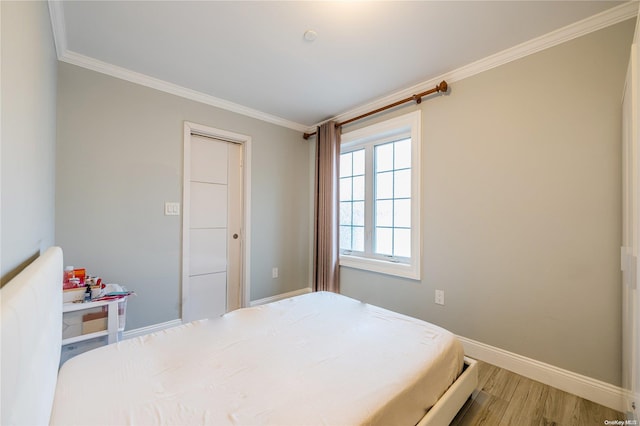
[435,289,445,305]
[272,267,279,279]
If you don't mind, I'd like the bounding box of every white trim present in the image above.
[121,319,183,340]
[323,2,639,130]
[457,335,626,413]
[47,0,67,59]
[57,50,309,134]
[625,388,640,419]
[47,2,636,136]
[249,287,312,307]
[182,122,253,317]
[243,136,253,309]
[634,2,640,45]
[339,110,422,280]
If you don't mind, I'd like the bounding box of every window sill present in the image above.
[339,254,420,280]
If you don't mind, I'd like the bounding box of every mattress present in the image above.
[51,291,464,425]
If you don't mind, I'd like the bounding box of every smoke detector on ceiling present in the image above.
[303,30,318,42]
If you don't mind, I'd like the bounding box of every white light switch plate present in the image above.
[164,202,180,216]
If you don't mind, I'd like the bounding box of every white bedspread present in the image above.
[51,292,463,425]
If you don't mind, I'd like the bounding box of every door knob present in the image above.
[233,233,239,239]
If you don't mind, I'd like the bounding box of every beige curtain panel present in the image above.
[313,121,340,293]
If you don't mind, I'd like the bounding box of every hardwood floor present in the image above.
[451,361,627,426]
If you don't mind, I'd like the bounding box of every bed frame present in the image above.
[0,246,477,426]
[1,247,63,426]
[419,357,478,425]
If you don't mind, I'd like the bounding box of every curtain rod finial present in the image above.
[437,80,448,93]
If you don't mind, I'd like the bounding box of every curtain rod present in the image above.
[303,80,448,140]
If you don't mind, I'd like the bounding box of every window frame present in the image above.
[339,110,421,280]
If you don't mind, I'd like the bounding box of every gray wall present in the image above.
[1,1,57,285]
[340,19,635,386]
[56,63,311,329]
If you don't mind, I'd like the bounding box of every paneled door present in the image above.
[183,127,244,322]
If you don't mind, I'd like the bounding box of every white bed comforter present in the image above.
[51,291,463,425]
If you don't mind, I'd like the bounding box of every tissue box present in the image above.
[82,309,108,335]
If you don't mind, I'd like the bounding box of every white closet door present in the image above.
[185,135,242,321]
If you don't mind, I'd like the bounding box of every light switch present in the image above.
[164,202,180,216]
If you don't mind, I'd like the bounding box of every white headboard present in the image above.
[1,247,63,426]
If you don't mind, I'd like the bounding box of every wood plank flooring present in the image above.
[451,361,626,426]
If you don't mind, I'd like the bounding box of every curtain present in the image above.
[313,121,340,293]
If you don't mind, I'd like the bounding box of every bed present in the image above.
[1,247,477,425]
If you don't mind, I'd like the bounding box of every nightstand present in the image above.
[62,298,125,345]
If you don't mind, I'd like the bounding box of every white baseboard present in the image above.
[122,319,183,340]
[458,336,626,413]
[249,287,312,307]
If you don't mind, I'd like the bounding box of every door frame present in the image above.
[621,20,639,417]
[182,121,252,319]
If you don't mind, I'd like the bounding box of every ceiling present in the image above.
[51,1,636,131]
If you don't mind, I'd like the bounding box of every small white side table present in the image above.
[62,298,124,345]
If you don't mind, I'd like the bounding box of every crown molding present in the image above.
[325,1,639,130]
[48,0,309,134]
[48,0,67,59]
[47,0,637,135]
[58,51,310,133]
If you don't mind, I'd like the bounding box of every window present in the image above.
[339,111,421,279]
